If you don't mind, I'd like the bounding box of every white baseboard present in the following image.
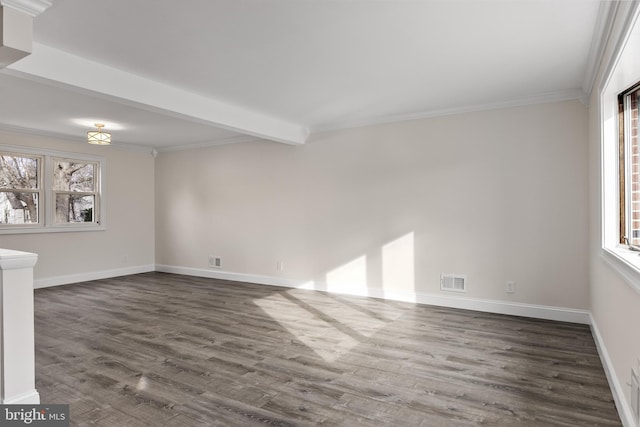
[2,389,40,404]
[591,314,637,427]
[154,264,591,324]
[413,293,590,324]
[155,264,304,288]
[34,264,155,289]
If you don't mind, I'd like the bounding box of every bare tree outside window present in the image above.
[53,160,97,224]
[0,155,40,224]
[0,148,104,233]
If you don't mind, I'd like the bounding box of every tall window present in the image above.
[619,83,640,246]
[0,147,105,233]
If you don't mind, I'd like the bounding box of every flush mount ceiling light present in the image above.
[87,123,111,145]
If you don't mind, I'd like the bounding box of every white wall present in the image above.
[588,2,640,424]
[156,100,589,311]
[0,131,155,285]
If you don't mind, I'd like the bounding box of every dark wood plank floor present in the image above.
[34,272,621,426]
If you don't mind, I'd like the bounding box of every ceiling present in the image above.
[0,0,609,151]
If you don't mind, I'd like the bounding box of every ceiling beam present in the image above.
[0,6,31,68]
[0,0,51,69]
[6,43,308,145]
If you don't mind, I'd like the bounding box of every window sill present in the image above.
[0,224,106,235]
[601,246,640,295]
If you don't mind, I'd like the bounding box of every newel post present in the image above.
[0,248,39,404]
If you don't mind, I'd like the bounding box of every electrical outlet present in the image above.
[208,255,222,268]
[506,281,516,293]
[276,261,285,272]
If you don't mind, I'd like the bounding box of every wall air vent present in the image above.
[440,274,467,292]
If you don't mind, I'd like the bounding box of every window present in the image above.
[600,2,640,293]
[0,153,42,225]
[53,159,99,225]
[0,146,105,234]
[618,82,640,247]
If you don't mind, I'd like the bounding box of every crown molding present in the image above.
[0,0,51,17]
[581,1,619,100]
[596,0,640,100]
[311,89,585,134]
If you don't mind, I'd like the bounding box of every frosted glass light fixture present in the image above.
[87,123,111,145]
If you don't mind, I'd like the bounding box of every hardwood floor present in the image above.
[34,272,621,426]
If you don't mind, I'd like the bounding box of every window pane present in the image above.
[53,161,95,192]
[0,191,39,224]
[629,89,640,245]
[0,155,38,189]
[55,194,95,223]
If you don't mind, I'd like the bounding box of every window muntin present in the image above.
[619,83,640,247]
[0,154,42,226]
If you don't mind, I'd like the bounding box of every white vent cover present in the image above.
[440,274,467,292]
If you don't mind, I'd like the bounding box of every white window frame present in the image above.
[0,145,106,234]
[51,157,101,227]
[620,86,640,247]
[600,3,640,295]
[0,151,43,228]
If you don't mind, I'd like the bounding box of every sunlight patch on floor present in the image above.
[254,293,360,362]
[283,290,390,337]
